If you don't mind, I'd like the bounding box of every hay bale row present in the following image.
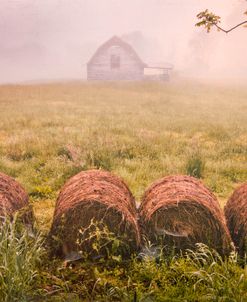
[225,183,247,257]
[0,172,33,225]
[139,175,232,255]
[49,170,140,260]
[2,168,245,259]
[50,172,234,260]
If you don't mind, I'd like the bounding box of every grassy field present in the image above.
[0,80,246,301]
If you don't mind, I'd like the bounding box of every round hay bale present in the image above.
[49,170,140,260]
[225,183,247,257]
[139,175,232,255]
[0,172,33,225]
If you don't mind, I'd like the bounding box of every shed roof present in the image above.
[87,36,147,67]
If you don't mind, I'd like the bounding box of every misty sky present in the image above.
[0,0,247,83]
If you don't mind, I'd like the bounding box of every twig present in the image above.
[214,20,247,33]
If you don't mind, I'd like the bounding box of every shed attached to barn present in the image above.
[87,36,147,81]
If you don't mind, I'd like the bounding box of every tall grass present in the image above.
[38,241,246,301]
[0,215,44,302]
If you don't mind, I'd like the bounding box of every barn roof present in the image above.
[87,36,147,67]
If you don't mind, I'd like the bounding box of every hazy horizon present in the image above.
[0,0,247,84]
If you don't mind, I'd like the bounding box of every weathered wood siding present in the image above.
[87,45,144,81]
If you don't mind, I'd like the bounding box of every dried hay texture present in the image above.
[0,172,33,224]
[139,175,232,256]
[49,170,140,259]
[225,183,247,257]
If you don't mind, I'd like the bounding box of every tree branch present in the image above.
[214,20,247,33]
[196,9,247,33]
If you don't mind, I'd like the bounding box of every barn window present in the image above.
[111,55,120,69]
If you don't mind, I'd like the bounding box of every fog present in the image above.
[0,0,246,83]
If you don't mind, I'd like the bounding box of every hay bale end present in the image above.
[139,175,232,256]
[49,170,140,260]
[225,183,247,257]
[0,172,33,225]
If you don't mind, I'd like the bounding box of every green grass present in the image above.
[1,218,246,301]
[39,245,247,302]
[0,215,44,302]
[0,80,246,300]
[0,81,246,210]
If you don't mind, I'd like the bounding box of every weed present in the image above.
[77,219,128,262]
[185,152,205,178]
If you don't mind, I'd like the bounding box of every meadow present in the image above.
[0,80,246,301]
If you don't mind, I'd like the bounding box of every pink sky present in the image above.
[0,0,246,83]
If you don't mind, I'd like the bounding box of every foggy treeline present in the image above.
[0,0,247,83]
